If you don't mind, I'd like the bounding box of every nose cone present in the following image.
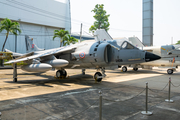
[145,52,161,62]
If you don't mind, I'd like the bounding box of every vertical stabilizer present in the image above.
[25,35,44,53]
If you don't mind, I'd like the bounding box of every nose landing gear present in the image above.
[167,69,173,75]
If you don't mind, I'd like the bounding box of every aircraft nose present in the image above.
[145,52,161,62]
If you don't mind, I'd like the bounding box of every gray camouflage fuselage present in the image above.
[54,40,158,69]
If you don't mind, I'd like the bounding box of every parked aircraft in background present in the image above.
[5,35,160,82]
[121,37,180,74]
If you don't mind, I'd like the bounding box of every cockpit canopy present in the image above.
[115,39,137,49]
[121,41,135,49]
[106,39,138,49]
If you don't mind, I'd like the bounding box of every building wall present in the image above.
[0,0,71,53]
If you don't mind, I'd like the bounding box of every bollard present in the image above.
[99,90,102,120]
[141,82,153,115]
[165,77,174,103]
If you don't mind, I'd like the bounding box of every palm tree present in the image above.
[63,34,78,46]
[53,29,69,47]
[0,18,21,51]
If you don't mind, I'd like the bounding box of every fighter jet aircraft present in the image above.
[5,35,161,82]
[121,37,180,74]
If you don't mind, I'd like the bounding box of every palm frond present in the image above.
[0,18,21,51]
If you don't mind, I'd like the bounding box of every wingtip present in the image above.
[4,61,14,64]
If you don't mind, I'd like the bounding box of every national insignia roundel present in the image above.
[79,52,85,59]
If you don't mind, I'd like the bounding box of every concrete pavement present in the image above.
[0,68,180,120]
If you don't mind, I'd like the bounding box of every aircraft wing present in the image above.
[5,49,23,57]
[5,45,77,64]
[13,52,34,60]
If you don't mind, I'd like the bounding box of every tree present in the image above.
[89,4,110,33]
[53,29,69,47]
[63,34,78,46]
[0,18,21,51]
[175,40,180,45]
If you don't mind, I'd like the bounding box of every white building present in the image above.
[0,0,71,53]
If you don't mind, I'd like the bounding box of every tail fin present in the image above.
[25,35,44,53]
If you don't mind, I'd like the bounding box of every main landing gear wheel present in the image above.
[122,66,127,72]
[133,68,138,71]
[94,72,102,82]
[167,69,173,75]
[56,70,67,78]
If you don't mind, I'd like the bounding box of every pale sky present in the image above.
[70,0,180,46]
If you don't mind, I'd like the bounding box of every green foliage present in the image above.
[53,29,78,46]
[0,18,21,51]
[175,40,180,45]
[89,4,110,33]
[53,29,69,47]
[63,35,78,46]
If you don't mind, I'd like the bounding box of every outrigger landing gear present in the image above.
[94,68,106,82]
[56,69,67,78]
[82,69,85,75]
[13,63,17,82]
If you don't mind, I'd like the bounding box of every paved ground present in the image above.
[0,67,180,120]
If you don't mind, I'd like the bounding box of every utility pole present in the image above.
[80,23,82,42]
[15,30,17,52]
[13,30,18,82]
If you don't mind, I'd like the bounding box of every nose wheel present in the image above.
[167,69,173,74]
[122,66,127,72]
[56,69,67,78]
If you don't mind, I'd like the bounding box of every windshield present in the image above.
[121,41,135,49]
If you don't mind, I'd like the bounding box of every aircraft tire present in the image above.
[167,69,173,74]
[133,68,138,71]
[56,70,63,78]
[62,69,67,78]
[13,78,17,82]
[122,66,127,72]
[94,72,102,82]
[56,70,67,78]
